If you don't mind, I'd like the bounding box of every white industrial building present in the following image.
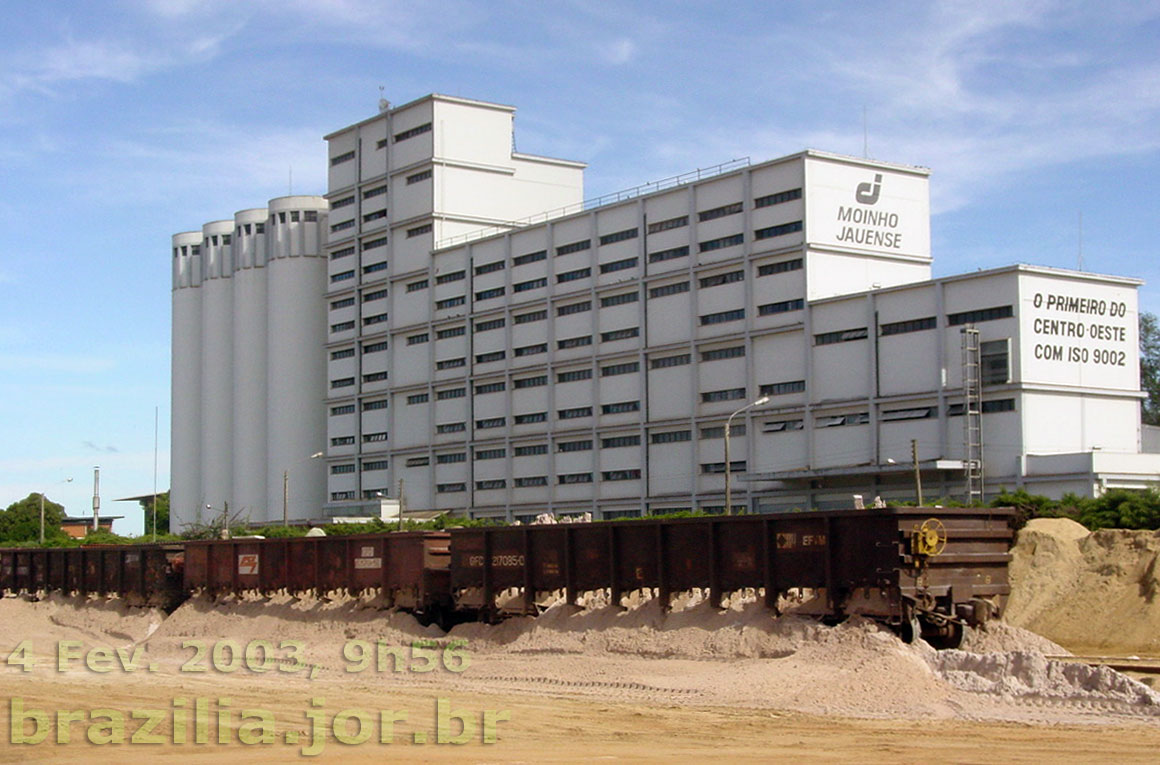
[169,94,1158,530]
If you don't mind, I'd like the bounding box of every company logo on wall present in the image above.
[855,173,882,205]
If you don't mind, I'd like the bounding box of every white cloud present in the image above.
[0,353,116,374]
[600,38,636,66]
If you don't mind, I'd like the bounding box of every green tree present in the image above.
[0,493,68,544]
[140,491,170,538]
[1142,311,1160,426]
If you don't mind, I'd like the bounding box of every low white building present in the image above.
[170,93,1159,528]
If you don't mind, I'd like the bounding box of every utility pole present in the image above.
[283,470,289,526]
[397,477,405,531]
[912,439,924,506]
[92,466,100,531]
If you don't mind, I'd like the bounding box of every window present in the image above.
[514,375,547,389]
[437,483,466,493]
[330,320,355,333]
[436,325,466,339]
[601,361,639,376]
[981,339,1011,384]
[436,357,465,370]
[982,398,1016,413]
[362,261,388,275]
[558,267,591,283]
[475,287,505,301]
[363,236,388,250]
[755,221,803,240]
[699,233,744,252]
[699,270,744,288]
[363,209,387,223]
[331,491,356,501]
[436,452,466,464]
[558,440,593,452]
[514,412,548,425]
[475,260,505,275]
[375,137,389,150]
[436,422,466,434]
[475,381,506,394]
[331,195,355,209]
[362,399,389,411]
[515,343,547,357]
[650,353,691,369]
[947,305,1014,326]
[330,348,355,361]
[754,188,802,207]
[559,473,593,484]
[330,150,355,166]
[363,313,388,326]
[514,443,548,456]
[601,401,640,414]
[559,406,593,419]
[880,317,937,336]
[405,456,430,467]
[701,346,745,361]
[407,223,433,238]
[701,388,746,403]
[815,327,869,345]
[763,419,804,433]
[473,317,505,333]
[649,281,690,299]
[330,246,355,260]
[602,435,640,448]
[602,469,641,481]
[558,336,593,349]
[363,460,389,471]
[331,297,356,310]
[394,122,432,142]
[700,425,745,439]
[758,299,804,316]
[363,340,389,354]
[406,279,428,292]
[331,436,355,446]
[474,448,506,461]
[363,185,388,199]
[436,296,466,309]
[816,412,870,427]
[331,271,355,284]
[556,239,591,256]
[651,430,691,444]
[330,404,356,416]
[557,301,591,316]
[406,169,433,184]
[475,417,507,429]
[601,327,639,342]
[406,393,429,404]
[476,479,506,490]
[701,462,746,474]
[698,202,743,222]
[599,228,638,245]
[331,463,356,474]
[514,277,548,292]
[600,257,638,274]
[760,380,806,396]
[600,291,638,307]
[407,333,429,345]
[700,309,745,325]
[435,387,466,400]
[330,219,355,234]
[757,258,803,276]
[647,215,688,234]
[436,270,465,285]
[363,288,388,302]
[881,407,935,422]
[513,249,547,266]
[515,309,547,324]
[476,350,506,363]
[557,368,593,383]
[514,476,548,487]
[363,432,389,442]
[648,245,691,263]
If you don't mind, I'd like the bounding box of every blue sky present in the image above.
[2,1,1158,534]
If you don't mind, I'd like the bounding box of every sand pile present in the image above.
[0,593,163,655]
[1006,518,1160,654]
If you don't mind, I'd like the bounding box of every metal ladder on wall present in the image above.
[961,326,984,503]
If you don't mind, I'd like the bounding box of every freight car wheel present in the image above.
[924,620,965,650]
[900,615,922,644]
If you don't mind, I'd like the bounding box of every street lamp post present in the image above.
[39,477,73,544]
[724,396,770,516]
[284,452,325,526]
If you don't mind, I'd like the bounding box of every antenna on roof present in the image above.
[288,165,293,196]
[1077,211,1084,271]
[378,86,390,113]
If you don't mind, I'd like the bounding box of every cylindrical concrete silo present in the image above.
[265,196,329,523]
[171,231,204,531]
[231,208,269,520]
[200,220,235,520]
